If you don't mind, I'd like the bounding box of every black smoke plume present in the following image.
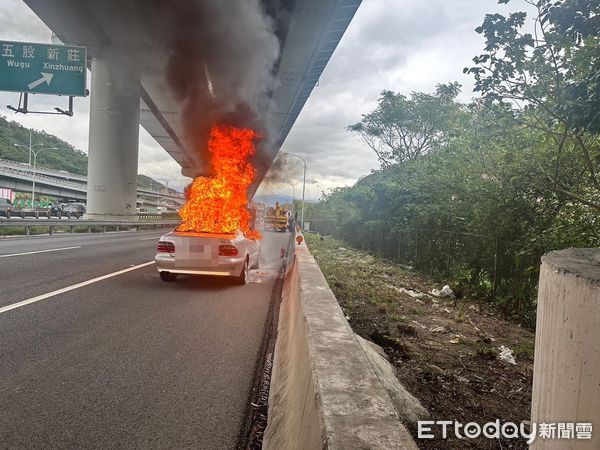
[155,0,280,174]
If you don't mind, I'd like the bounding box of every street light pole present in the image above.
[14,133,46,167]
[32,151,37,207]
[284,152,306,229]
[30,147,58,207]
[286,182,295,204]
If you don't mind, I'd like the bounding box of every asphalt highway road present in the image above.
[0,229,290,449]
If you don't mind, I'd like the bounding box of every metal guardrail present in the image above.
[1,209,82,219]
[0,209,178,220]
[0,219,180,236]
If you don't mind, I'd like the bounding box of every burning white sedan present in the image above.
[155,229,260,284]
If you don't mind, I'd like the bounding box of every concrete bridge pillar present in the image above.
[531,248,600,449]
[85,49,140,220]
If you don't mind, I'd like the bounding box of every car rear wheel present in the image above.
[160,271,177,282]
[235,258,249,285]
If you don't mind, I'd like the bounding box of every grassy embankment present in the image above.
[305,232,535,450]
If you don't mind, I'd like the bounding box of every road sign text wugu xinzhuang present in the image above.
[0,40,86,97]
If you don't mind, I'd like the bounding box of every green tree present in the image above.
[347,82,462,167]
[466,0,600,211]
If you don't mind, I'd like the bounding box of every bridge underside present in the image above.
[23,0,361,218]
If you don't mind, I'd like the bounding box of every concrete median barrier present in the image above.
[264,239,418,449]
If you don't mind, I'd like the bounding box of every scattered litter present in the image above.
[429,326,447,333]
[441,285,456,298]
[391,286,429,299]
[455,376,469,383]
[449,336,461,344]
[499,345,517,365]
[251,402,259,407]
[338,247,347,251]
[430,285,456,299]
[411,320,427,329]
[415,299,424,304]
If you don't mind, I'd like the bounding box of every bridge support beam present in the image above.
[85,49,140,220]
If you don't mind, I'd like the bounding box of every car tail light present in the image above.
[219,244,238,256]
[157,241,175,253]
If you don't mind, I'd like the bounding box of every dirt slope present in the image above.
[305,233,534,449]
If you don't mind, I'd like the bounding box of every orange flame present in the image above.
[177,124,261,239]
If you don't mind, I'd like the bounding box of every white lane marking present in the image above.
[0,261,155,315]
[0,246,81,258]
[139,237,159,241]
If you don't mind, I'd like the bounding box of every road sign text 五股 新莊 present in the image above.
[0,40,86,97]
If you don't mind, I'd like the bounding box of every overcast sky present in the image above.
[0,0,529,199]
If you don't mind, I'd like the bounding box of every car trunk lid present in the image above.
[165,231,236,267]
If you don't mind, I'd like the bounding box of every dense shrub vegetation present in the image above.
[303,0,600,326]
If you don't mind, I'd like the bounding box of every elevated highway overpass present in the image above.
[0,158,184,209]
[22,0,361,219]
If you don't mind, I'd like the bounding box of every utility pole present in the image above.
[30,147,58,207]
[286,182,295,204]
[284,153,307,229]
[13,129,39,166]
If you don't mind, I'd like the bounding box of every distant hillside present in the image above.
[253,193,319,206]
[0,115,87,175]
[138,174,173,192]
[0,115,174,192]
[253,194,293,206]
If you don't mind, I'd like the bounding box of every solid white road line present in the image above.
[139,237,159,241]
[0,261,155,315]
[0,246,81,258]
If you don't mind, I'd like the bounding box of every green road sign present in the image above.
[0,40,87,97]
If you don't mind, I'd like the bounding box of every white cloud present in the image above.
[279,0,529,198]
[0,0,536,197]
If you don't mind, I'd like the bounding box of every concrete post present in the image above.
[531,249,600,449]
[85,49,140,221]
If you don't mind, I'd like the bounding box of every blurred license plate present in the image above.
[191,243,211,260]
